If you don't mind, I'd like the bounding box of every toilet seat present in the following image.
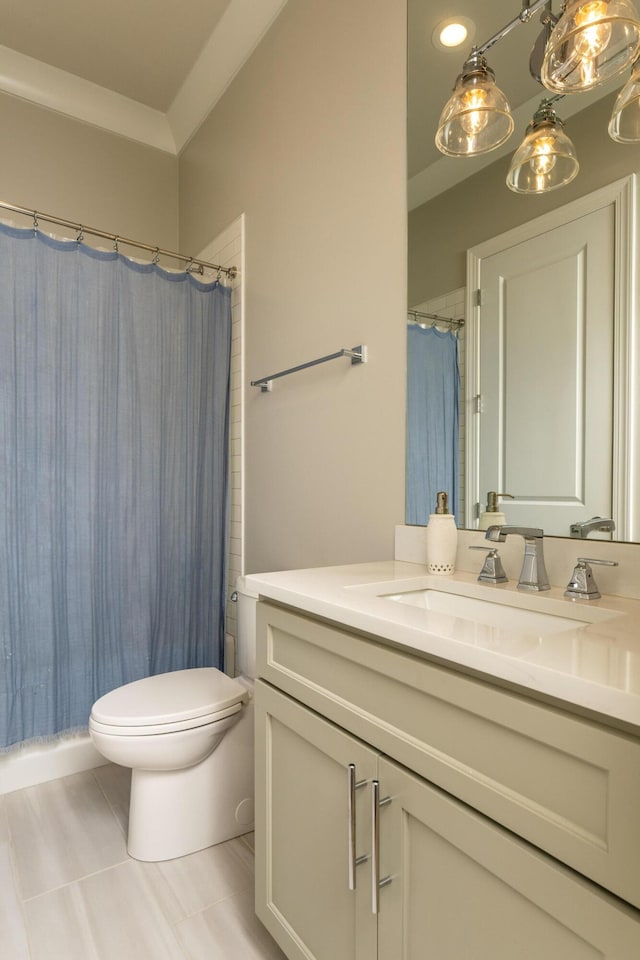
[90,667,248,735]
[89,700,243,737]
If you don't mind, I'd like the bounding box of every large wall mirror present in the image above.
[408,0,640,543]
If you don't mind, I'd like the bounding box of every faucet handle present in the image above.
[469,546,508,584]
[564,557,619,600]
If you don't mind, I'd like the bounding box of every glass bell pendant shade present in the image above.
[541,0,640,92]
[435,53,514,157]
[609,56,640,139]
[506,104,579,194]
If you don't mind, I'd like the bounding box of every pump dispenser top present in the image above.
[478,491,513,530]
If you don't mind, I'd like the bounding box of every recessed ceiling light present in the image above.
[432,17,475,51]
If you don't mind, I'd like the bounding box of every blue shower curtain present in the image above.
[0,224,232,751]
[406,324,460,525]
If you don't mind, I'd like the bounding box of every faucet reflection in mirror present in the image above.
[570,516,616,537]
[435,0,640,192]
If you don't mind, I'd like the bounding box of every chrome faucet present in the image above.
[569,517,615,538]
[485,526,550,591]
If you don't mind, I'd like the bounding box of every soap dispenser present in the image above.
[426,491,457,575]
[478,491,514,531]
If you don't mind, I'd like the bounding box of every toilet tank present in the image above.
[235,576,259,679]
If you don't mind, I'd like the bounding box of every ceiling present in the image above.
[0,0,288,153]
[0,0,232,111]
[408,0,624,209]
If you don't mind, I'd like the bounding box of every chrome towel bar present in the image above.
[251,345,367,392]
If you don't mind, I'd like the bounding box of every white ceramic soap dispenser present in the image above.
[425,491,457,575]
[478,491,514,530]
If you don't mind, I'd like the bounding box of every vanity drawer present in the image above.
[257,601,640,910]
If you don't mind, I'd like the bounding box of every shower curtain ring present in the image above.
[152,247,160,265]
[216,266,222,281]
[76,225,84,244]
[186,257,194,273]
[33,211,39,234]
[113,236,119,253]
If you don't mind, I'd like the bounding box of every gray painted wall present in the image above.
[0,0,409,578]
[179,0,408,574]
[0,92,178,249]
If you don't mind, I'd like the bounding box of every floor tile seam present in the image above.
[91,869,194,960]
[239,831,255,851]
[117,847,255,928]
[90,768,129,841]
[5,771,127,866]
[22,864,191,960]
[165,925,196,960]
[165,919,194,960]
[20,853,133,904]
[26,875,186,960]
[130,899,193,960]
[1,838,33,959]
[134,859,195,928]
[170,881,255,925]
[4,830,35,915]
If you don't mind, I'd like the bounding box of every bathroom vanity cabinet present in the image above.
[254,601,640,959]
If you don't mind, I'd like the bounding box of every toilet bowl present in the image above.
[89,577,259,862]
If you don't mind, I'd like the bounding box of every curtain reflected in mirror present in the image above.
[406,319,460,526]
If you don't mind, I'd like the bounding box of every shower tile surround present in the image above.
[0,765,285,960]
[197,216,245,676]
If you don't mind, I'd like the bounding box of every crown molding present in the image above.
[169,0,289,152]
[0,0,289,155]
[0,44,176,152]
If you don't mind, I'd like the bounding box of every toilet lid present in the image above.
[91,668,248,728]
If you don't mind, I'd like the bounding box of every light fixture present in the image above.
[435,0,550,158]
[434,2,640,191]
[608,54,640,138]
[435,51,514,157]
[541,0,640,92]
[507,100,580,192]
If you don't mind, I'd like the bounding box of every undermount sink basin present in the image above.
[381,588,611,637]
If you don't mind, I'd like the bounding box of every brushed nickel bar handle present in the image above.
[347,764,369,891]
[251,345,367,392]
[371,780,392,913]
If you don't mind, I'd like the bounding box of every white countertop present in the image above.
[244,560,640,733]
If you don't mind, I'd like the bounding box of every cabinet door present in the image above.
[255,680,378,960]
[377,757,640,960]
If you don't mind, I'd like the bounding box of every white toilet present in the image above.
[89,577,258,862]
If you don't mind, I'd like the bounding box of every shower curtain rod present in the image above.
[408,309,464,329]
[0,199,238,280]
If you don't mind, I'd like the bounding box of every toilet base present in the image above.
[127,690,254,861]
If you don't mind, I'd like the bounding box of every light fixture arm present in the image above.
[540,2,561,29]
[476,0,552,55]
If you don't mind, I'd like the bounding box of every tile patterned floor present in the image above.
[0,765,286,960]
